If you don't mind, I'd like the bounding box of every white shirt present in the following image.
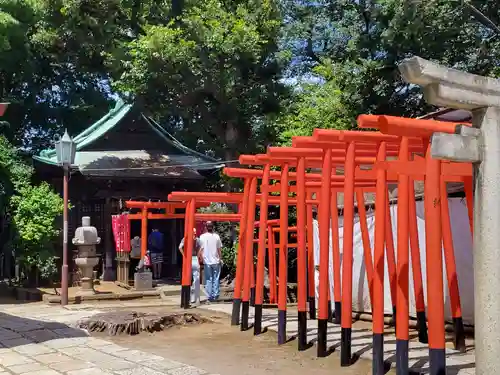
[199,232,222,265]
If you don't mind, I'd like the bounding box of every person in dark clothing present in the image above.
[148,228,164,279]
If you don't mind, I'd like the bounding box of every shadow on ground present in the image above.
[0,311,88,348]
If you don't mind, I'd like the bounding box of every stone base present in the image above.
[75,289,96,297]
[134,272,153,291]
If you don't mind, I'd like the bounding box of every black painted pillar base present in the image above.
[317,319,328,357]
[250,287,256,307]
[373,333,384,375]
[180,285,185,308]
[416,311,429,344]
[254,304,263,335]
[392,305,397,329]
[278,309,287,345]
[396,339,409,375]
[181,285,190,309]
[453,317,466,352]
[340,327,352,367]
[231,298,242,326]
[308,297,316,319]
[241,301,250,331]
[334,301,341,324]
[298,311,308,351]
[327,301,333,323]
[429,348,446,375]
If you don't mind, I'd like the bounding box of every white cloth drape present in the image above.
[312,198,474,324]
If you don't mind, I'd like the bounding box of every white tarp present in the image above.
[313,198,474,324]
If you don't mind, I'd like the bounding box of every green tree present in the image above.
[281,0,500,119]
[109,0,289,161]
[0,0,116,149]
[0,135,63,283]
[276,70,352,145]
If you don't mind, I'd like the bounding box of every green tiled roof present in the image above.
[33,99,221,172]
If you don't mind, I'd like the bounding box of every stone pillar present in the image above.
[399,56,500,375]
[72,216,101,296]
[470,107,500,375]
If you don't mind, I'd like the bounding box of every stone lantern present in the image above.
[72,216,101,295]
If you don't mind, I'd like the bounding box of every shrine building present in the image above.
[33,99,223,281]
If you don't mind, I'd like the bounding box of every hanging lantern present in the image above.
[55,129,76,167]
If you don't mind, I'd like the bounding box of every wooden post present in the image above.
[373,141,387,375]
[277,164,289,345]
[340,141,355,367]
[296,156,308,350]
[254,164,270,335]
[317,148,332,357]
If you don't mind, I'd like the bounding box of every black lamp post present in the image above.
[54,129,76,306]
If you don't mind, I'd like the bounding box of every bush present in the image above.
[221,241,237,278]
[11,183,64,280]
[0,135,64,284]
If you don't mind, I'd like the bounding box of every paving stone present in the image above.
[85,338,112,348]
[116,367,166,375]
[35,352,74,364]
[0,328,22,339]
[22,370,62,375]
[41,322,70,331]
[89,358,137,371]
[1,338,33,348]
[52,328,87,337]
[48,360,96,372]
[12,343,55,356]
[96,344,129,355]
[11,324,45,333]
[141,359,185,372]
[67,369,114,375]
[7,362,50,374]
[111,349,164,362]
[44,337,90,349]
[23,329,60,343]
[166,366,207,375]
[0,352,35,366]
[57,346,100,357]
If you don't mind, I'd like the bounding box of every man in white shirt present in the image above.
[199,221,223,302]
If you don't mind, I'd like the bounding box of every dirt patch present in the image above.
[104,306,373,375]
[78,311,208,335]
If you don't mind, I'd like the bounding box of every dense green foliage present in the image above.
[2,0,499,153]
[108,0,288,160]
[279,0,500,127]
[0,135,63,282]
[1,0,500,279]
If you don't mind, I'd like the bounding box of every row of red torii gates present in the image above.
[140,115,473,375]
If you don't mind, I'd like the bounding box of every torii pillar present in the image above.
[399,56,500,375]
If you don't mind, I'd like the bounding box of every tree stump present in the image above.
[77,311,208,336]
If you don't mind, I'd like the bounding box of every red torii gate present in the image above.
[170,115,473,375]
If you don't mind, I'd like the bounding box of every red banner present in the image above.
[122,214,130,252]
[112,215,121,252]
[112,214,131,253]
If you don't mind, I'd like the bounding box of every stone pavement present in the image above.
[200,303,476,375]
[0,303,216,375]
